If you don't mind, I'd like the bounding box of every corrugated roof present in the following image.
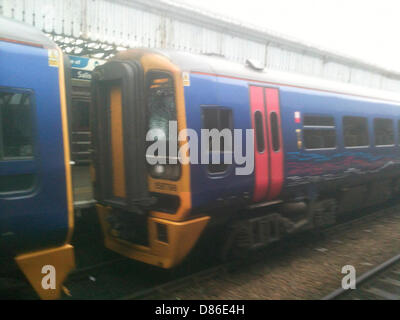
[142,0,400,78]
[2,0,399,92]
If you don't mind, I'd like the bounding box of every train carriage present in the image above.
[92,49,400,269]
[0,17,74,299]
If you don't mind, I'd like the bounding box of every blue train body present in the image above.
[0,40,69,251]
[0,17,74,300]
[281,87,400,190]
[185,72,400,210]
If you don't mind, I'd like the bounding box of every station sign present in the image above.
[69,55,106,81]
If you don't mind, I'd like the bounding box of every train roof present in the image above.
[0,16,56,48]
[166,50,400,105]
[116,49,400,105]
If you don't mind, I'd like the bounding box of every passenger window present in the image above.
[202,107,233,174]
[303,115,335,127]
[0,91,34,160]
[303,115,336,149]
[374,118,394,146]
[343,116,369,147]
[0,174,35,193]
[0,89,35,193]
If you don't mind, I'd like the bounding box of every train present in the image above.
[91,49,400,269]
[0,17,74,299]
[3,16,400,299]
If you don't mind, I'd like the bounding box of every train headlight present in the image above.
[152,164,166,177]
[150,163,181,181]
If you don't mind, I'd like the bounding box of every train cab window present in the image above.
[147,73,181,181]
[147,75,177,144]
[202,107,233,174]
[0,91,34,160]
[374,118,394,146]
[303,115,336,149]
[343,116,369,147]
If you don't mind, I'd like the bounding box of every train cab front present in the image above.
[91,50,210,268]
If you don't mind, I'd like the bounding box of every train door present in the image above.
[249,86,284,202]
[91,61,150,212]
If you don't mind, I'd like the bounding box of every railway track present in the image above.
[117,203,400,300]
[119,265,228,300]
[323,253,400,300]
[7,201,398,300]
